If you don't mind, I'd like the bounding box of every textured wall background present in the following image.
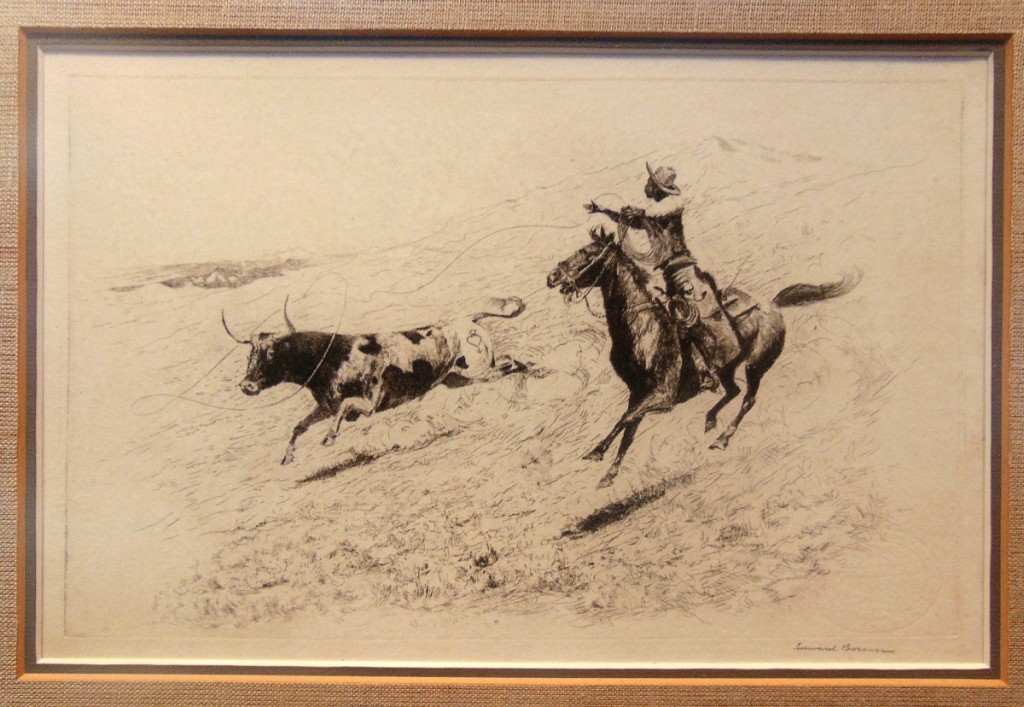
[0,1,1020,705]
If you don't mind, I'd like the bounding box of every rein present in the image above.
[561,236,665,320]
[561,242,614,316]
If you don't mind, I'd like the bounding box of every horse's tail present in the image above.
[471,296,526,322]
[772,269,862,308]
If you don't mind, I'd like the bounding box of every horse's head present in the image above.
[547,226,616,301]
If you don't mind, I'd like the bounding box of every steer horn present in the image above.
[282,295,296,334]
[221,310,249,344]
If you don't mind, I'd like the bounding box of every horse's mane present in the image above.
[600,240,667,316]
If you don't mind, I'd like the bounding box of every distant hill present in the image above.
[110,255,337,292]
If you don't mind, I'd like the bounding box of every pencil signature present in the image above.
[794,642,896,655]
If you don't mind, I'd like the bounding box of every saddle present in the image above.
[663,281,761,380]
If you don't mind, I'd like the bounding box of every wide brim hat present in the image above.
[646,162,681,195]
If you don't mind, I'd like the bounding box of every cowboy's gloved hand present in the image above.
[620,205,645,225]
[584,201,600,213]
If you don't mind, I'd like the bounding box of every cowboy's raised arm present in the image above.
[584,201,646,227]
[584,200,622,222]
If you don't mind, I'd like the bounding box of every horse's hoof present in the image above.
[583,449,605,462]
[281,451,295,465]
[705,419,717,433]
[710,438,729,451]
[597,474,616,488]
[321,434,336,447]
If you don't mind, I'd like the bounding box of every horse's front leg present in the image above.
[282,405,333,465]
[583,422,624,462]
[584,390,642,462]
[591,390,674,488]
[596,419,644,488]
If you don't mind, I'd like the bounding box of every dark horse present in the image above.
[547,225,859,487]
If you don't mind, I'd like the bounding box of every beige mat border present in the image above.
[2,2,1020,705]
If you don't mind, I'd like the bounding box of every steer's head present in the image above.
[238,333,293,395]
[222,298,298,396]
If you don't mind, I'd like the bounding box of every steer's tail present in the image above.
[772,269,862,308]
[471,296,526,322]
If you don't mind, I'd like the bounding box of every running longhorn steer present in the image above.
[223,297,527,464]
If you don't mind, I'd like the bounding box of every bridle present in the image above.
[559,231,671,320]
[558,241,615,317]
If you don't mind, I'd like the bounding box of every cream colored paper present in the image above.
[34,45,994,669]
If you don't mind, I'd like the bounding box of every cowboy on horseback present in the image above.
[585,163,742,388]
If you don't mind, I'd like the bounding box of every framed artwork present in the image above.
[5,5,1019,707]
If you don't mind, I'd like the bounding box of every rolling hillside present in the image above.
[68,136,905,650]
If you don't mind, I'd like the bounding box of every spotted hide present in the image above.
[223,296,527,464]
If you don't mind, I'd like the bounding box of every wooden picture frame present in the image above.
[4,3,1019,706]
